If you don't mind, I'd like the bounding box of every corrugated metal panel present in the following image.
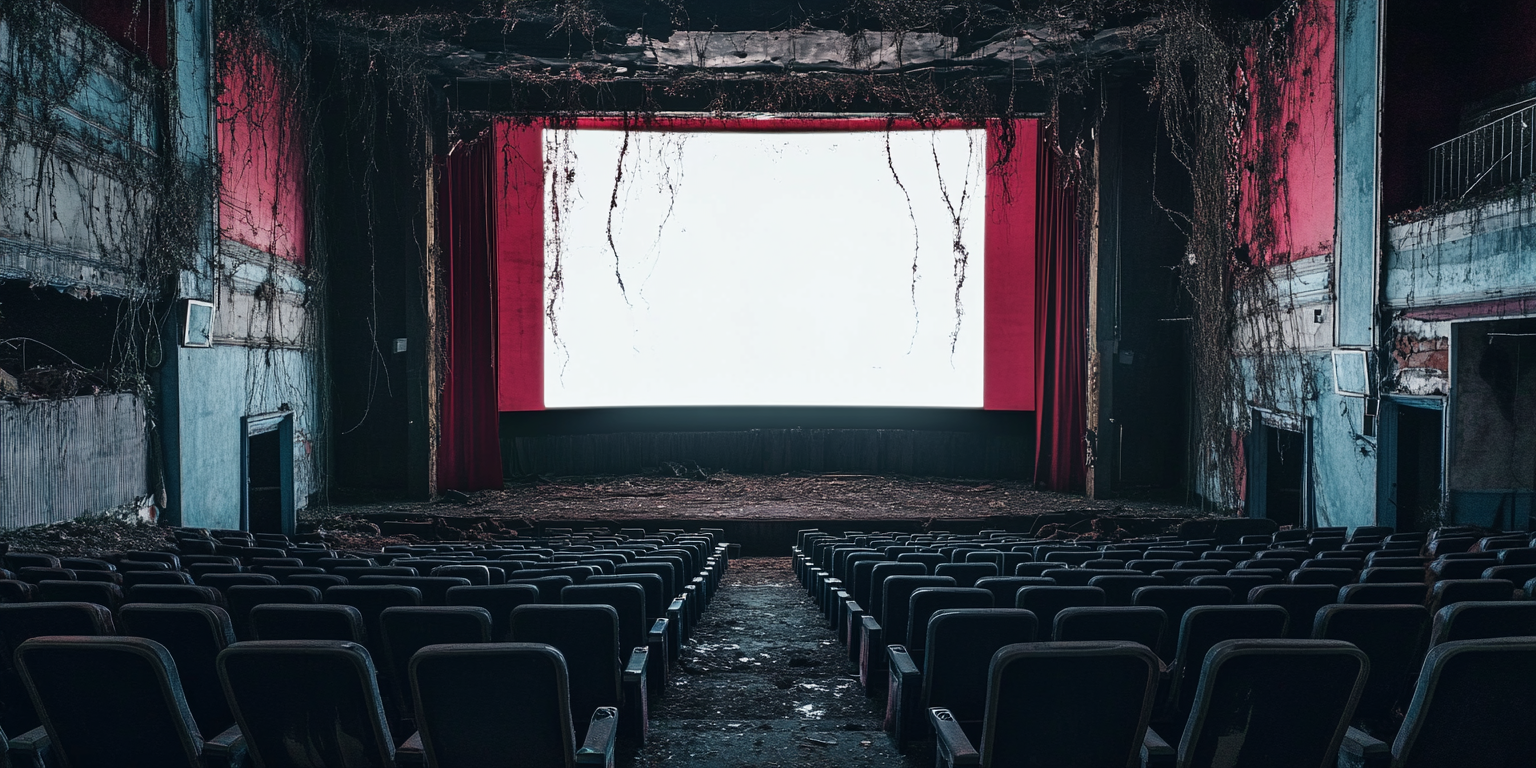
[0,394,149,527]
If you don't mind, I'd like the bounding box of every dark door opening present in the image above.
[1265,427,1306,529]
[246,429,283,534]
[1395,406,1444,532]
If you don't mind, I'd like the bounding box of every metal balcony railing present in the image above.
[1426,101,1536,205]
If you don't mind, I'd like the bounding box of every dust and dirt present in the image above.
[630,557,926,768]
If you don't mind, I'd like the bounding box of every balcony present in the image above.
[1426,100,1536,205]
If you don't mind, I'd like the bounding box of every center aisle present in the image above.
[630,557,926,768]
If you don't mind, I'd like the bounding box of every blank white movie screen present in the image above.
[543,127,986,408]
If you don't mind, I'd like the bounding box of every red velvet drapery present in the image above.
[1032,136,1086,492]
[436,139,505,492]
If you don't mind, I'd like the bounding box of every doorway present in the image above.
[1395,405,1444,531]
[1264,427,1307,529]
[1247,413,1310,528]
[242,413,294,535]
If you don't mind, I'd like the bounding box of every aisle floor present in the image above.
[630,557,928,768]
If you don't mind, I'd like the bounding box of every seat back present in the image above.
[867,563,927,621]
[979,641,1160,768]
[410,643,580,768]
[1180,640,1367,768]
[36,580,122,610]
[562,583,648,653]
[220,640,395,768]
[128,584,226,607]
[972,577,1052,609]
[933,563,998,588]
[922,609,1039,733]
[356,576,474,606]
[906,588,993,653]
[1248,584,1339,639]
[18,636,203,768]
[250,603,367,643]
[225,584,323,640]
[1428,579,1514,614]
[196,573,279,592]
[1053,606,1166,650]
[1130,585,1233,661]
[507,575,578,603]
[324,584,425,652]
[882,576,955,637]
[118,603,237,736]
[1312,604,1429,726]
[1392,638,1536,767]
[1015,586,1106,640]
[1338,582,1428,604]
[510,604,622,722]
[1171,605,1289,722]
[1429,600,1536,646]
[446,584,542,641]
[380,606,493,717]
[1087,575,1165,606]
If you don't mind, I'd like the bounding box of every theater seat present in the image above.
[36,580,121,611]
[404,643,618,768]
[887,608,1037,752]
[1015,586,1105,641]
[225,584,323,641]
[15,636,243,768]
[1342,637,1536,768]
[1429,601,1536,646]
[1249,584,1338,639]
[380,606,493,720]
[1338,582,1428,605]
[1312,604,1429,736]
[218,640,397,768]
[511,604,648,747]
[1166,605,1288,729]
[119,603,238,738]
[446,584,541,642]
[1164,639,1367,768]
[928,641,1161,768]
[0,602,116,735]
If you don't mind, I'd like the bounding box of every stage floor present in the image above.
[309,471,1197,522]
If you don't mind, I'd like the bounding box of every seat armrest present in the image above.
[10,726,51,768]
[648,617,668,645]
[202,724,247,768]
[576,707,620,767]
[887,644,920,678]
[395,732,427,767]
[1140,727,1175,768]
[1338,726,1390,768]
[928,708,980,767]
[624,646,650,684]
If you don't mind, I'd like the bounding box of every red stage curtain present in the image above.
[1032,136,1086,492]
[436,139,505,492]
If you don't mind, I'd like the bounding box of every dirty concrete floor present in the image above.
[629,557,928,768]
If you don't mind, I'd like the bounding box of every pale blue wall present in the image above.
[1336,0,1382,348]
[1385,194,1536,308]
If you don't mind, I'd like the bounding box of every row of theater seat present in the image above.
[793,525,1536,767]
[0,526,736,768]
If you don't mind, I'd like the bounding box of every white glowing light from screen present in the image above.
[543,127,986,408]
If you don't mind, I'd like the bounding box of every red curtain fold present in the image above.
[1032,136,1087,492]
[436,139,505,492]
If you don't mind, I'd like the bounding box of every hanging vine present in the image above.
[1,0,1322,510]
